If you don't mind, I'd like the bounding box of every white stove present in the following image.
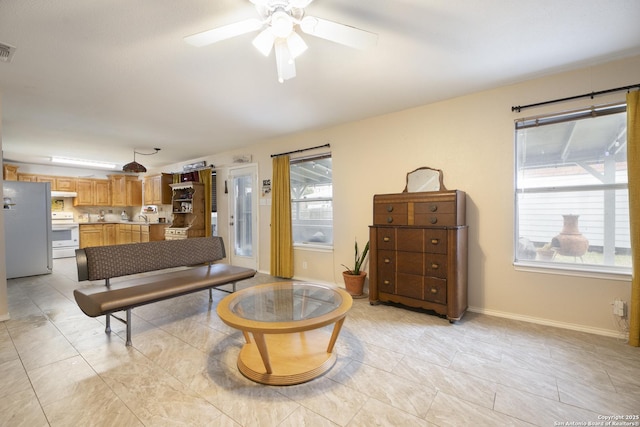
[51,211,79,259]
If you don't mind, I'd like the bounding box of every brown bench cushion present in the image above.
[80,236,226,281]
[74,263,256,317]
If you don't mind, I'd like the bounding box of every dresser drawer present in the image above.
[396,251,423,275]
[424,253,448,278]
[396,228,423,252]
[376,230,396,250]
[378,274,396,294]
[423,277,447,304]
[396,273,424,300]
[378,251,396,273]
[374,202,408,225]
[424,229,447,254]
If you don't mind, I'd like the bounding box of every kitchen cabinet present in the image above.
[55,177,77,192]
[3,164,19,181]
[116,223,166,244]
[74,178,111,206]
[17,173,38,182]
[79,224,105,249]
[36,176,56,187]
[117,223,132,244]
[110,175,127,206]
[80,223,117,248]
[143,173,172,205]
[109,175,142,207]
[103,224,117,245]
[18,174,77,191]
[369,190,468,322]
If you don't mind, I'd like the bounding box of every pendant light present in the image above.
[122,148,161,173]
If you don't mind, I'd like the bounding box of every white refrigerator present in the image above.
[3,181,53,279]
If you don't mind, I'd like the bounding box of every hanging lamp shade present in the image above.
[122,148,160,173]
[122,160,147,173]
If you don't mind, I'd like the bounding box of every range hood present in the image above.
[51,191,78,198]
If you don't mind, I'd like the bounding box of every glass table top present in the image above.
[228,283,344,323]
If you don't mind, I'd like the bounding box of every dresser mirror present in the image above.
[403,166,446,192]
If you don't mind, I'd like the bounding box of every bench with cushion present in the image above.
[74,236,256,346]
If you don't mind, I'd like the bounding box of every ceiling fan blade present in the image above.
[274,39,296,83]
[184,18,263,47]
[299,16,377,50]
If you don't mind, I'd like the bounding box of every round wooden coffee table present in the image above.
[217,282,353,385]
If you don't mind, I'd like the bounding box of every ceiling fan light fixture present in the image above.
[252,28,275,56]
[286,31,307,59]
[274,39,296,83]
[271,10,293,38]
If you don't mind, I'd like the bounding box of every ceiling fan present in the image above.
[184,0,378,83]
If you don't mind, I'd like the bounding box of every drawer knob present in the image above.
[431,239,439,245]
[430,217,438,224]
[384,258,391,264]
[387,216,394,223]
[431,263,439,269]
[383,280,391,285]
[429,204,438,212]
[430,287,438,294]
[383,236,390,242]
[386,205,394,212]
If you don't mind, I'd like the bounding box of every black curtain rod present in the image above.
[271,143,330,158]
[511,83,640,113]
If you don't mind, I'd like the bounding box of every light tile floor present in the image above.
[1,258,639,426]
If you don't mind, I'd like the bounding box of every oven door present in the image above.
[51,224,79,248]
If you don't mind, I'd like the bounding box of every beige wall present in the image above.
[163,54,638,336]
[0,93,9,321]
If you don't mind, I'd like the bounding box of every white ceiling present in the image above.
[1,0,639,171]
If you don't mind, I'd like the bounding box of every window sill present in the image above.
[513,261,631,281]
[293,243,333,252]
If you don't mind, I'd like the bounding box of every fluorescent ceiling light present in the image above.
[51,157,117,169]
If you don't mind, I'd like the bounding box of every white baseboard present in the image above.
[468,306,629,340]
[0,313,10,322]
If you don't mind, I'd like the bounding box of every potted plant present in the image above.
[342,240,370,296]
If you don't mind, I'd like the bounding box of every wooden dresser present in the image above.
[369,190,468,322]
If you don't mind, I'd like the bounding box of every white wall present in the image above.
[163,54,638,336]
[0,93,9,321]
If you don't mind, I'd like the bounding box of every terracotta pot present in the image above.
[342,271,367,296]
[551,214,589,257]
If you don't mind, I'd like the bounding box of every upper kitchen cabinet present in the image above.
[3,164,19,181]
[17,173,76,191]
[109,175,142,207]
[55,177,77,192]
[74,178,111,206]
[143,173,172,205]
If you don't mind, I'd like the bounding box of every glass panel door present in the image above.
[229,165,258,270]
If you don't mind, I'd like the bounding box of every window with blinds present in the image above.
[514,104,631,274]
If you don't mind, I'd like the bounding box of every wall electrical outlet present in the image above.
[613,299,626,317]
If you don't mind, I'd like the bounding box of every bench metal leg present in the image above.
[126,309,132,346]
[209,288,213,302]
[105,314,111,333]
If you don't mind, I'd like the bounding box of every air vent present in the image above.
[0,43,16,63]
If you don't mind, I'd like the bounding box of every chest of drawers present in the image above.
[369,190,468,322]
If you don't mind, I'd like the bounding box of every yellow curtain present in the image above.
[198,169,212,237]
[270,155,293,278]
[627,91,640,347]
